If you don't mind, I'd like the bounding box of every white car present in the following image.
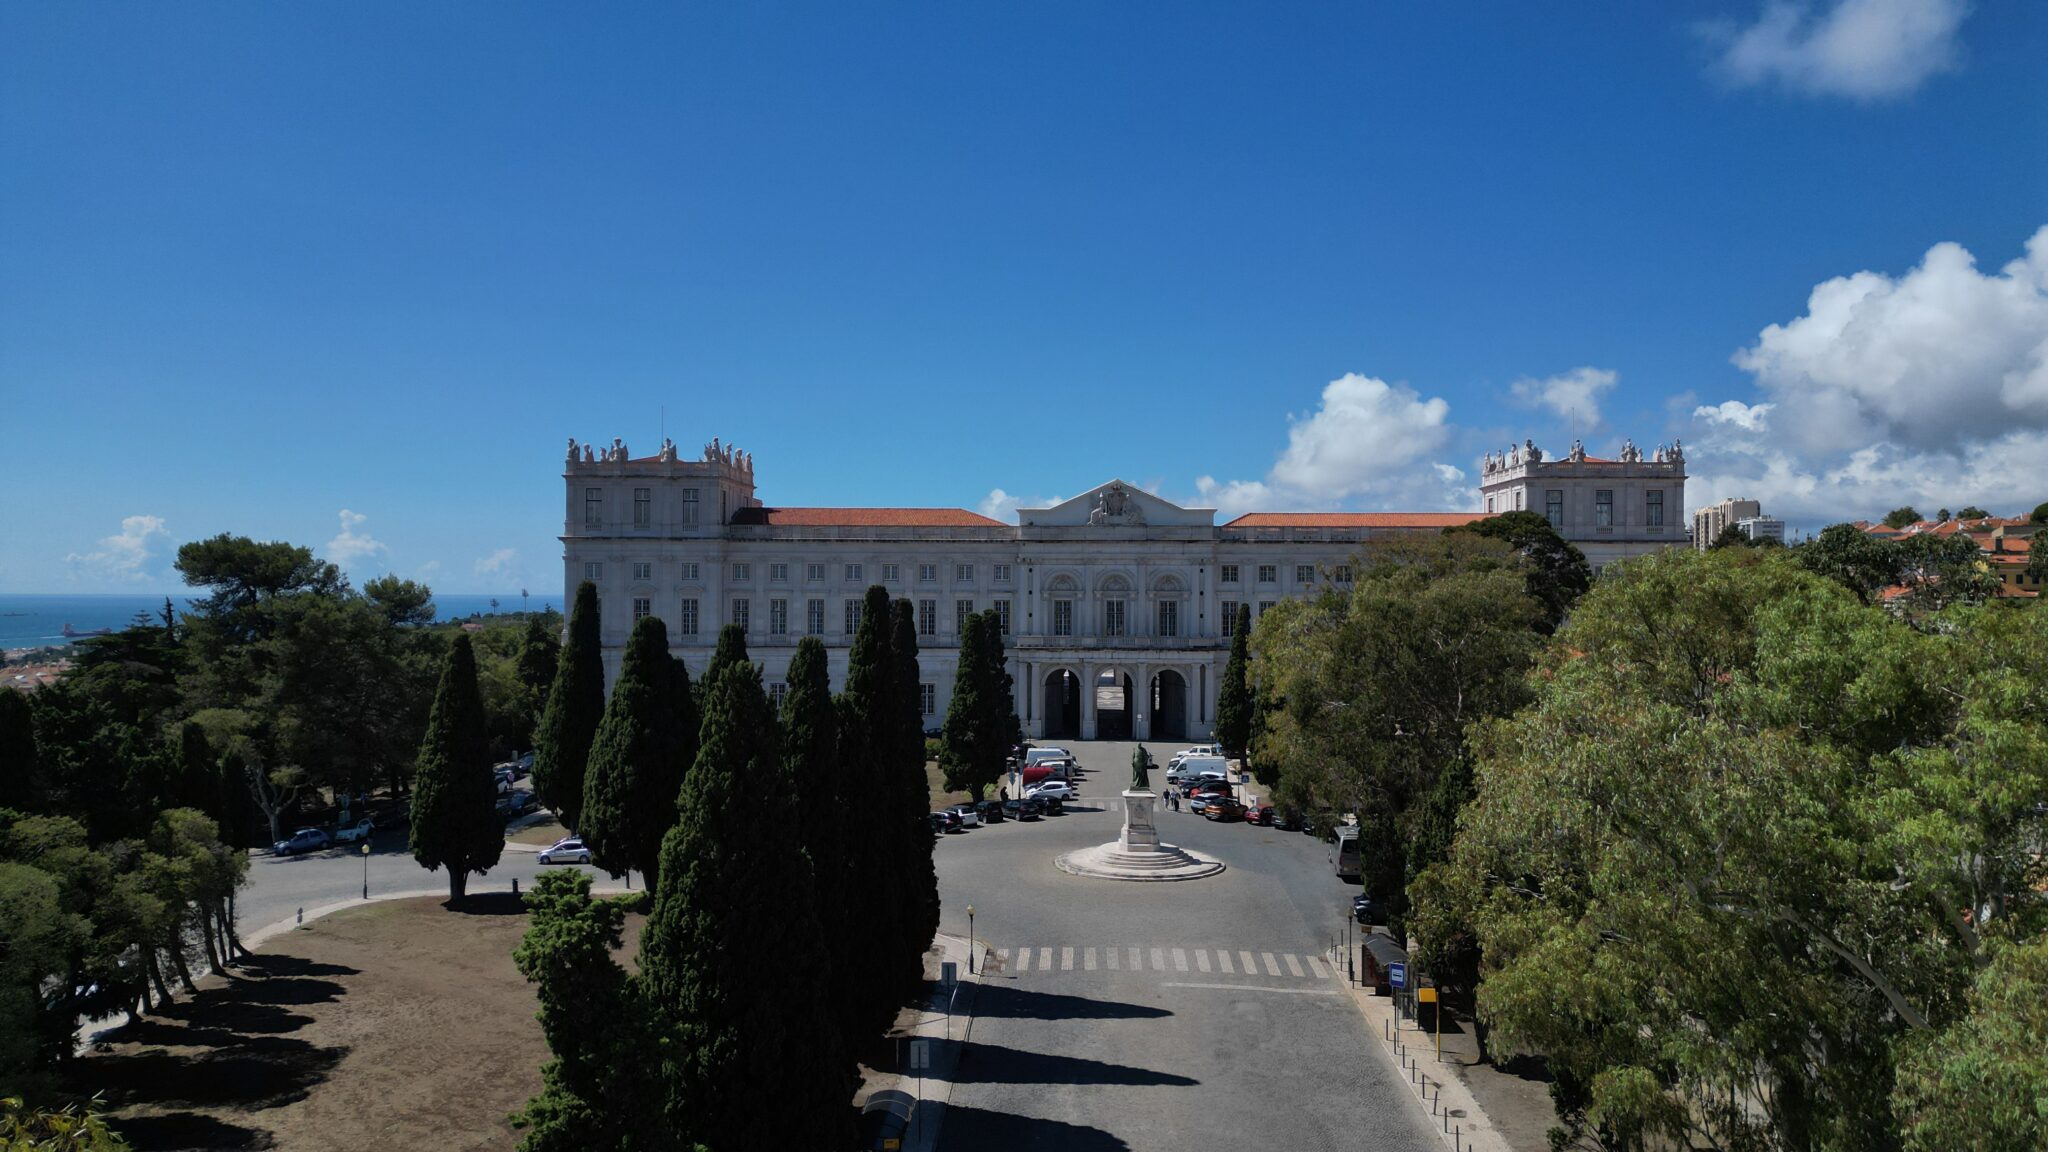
[537,836,591,865]
[943,804,982,828]
[331,817,375,846]
[1025,780,1074,802]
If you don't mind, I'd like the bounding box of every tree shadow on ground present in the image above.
[232,954,359,979]
[947,1042,1197,1087]
[969,985,1172,1022]
[443,890,529,916]
[934,1103,1133,1151]
[105,1110,277,1150]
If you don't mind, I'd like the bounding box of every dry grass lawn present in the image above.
[76,893,641,1152]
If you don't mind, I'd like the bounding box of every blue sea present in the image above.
[0,592,549,651]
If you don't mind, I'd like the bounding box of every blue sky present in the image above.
[5,1,2045,593]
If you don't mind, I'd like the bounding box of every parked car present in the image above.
[1352,892,1384,925]
[1186,780,1233,803]
[923,726,945,739]
[537,836,591,865]
[1273,808,1305,832]
[272,827,331,856]
[975,799,1006,824]
[331,817,376,845]
[944,803,981,829]
[516,750,535,771]
[1202,796,1245,821]
[1001,797,1045,821]
[1243,803,1274,826]
[931,809,964,834]
[1024,780,1074,802]
[1037,794,1065,814]
[496,789,538,820]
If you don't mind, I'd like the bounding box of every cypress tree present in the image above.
[701,623,750,695]
[670,657,698,792]
[837,585,900,1038]
[938,613,991,795]
[642,658,852,1150]
[409,634,503,902]
[1216,603,1255,762]
[0,689,43,813]
[985,613,1022,762]
[515,615,562,745]
[889,598,939,994]
[532,582,604,832]
[579,616,681,890]
[782,636,854,1057]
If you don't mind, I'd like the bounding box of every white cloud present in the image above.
[65,514,169,585]
[1701,0,1970,101]
[324,508,388,568]
[1510,366,1618,430]
[474,548,518,580]
[1196,373,1470,514]
[977,488,1066,523]
[1688,226,2048,528]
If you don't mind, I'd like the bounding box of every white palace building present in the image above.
[561,433,1685,741]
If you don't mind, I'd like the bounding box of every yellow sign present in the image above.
[1416,987,1437,1003]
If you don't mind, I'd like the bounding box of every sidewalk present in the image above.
[853,932,985,1152]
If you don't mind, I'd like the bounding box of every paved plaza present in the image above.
[933,741,1442,1152]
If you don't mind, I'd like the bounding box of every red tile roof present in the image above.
[1223,512,1492,529]
[729,507,1004,528]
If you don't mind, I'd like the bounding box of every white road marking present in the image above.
[1040,947,1055,970]
[1307,956,1329,979]
[1062,946,1075,971]
[1161,982,1343,997]
[1195,949,1211,973]
[1085,947,1098,970]
[1129,946,1142,969]
[1218,950,1236,974]
[1150,947,1166,971]
[1171,947,1189,972]
[1262,951,1281,976]
[1016,947,1031,972]
[997,948,1010,968]
[1240,950,1258,974]
[1107,946,1120,970]
[1284,954,1305,977]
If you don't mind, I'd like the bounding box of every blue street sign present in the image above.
[1388,962,1407,990]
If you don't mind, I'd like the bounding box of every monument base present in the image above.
[1055,789,1225,882]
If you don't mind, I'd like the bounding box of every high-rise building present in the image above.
[1693,497,1763,550]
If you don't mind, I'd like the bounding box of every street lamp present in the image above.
[360,842,371,900]
[966,905,976,974]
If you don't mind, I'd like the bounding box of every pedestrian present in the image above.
[999,785,1008,801]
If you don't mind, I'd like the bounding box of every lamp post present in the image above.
[360,842,371,900]
[966,905,976,974]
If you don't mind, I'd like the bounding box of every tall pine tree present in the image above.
[700,623,750,697]
[532,582,604,831]
[781,637,854,1063]
[938,612,993,796]
[670,656,698,790]
[580,616,684,891]
[641,656,852,1150]
[889,598,939,996]
[1215,603,1254,762]
[837,585,901,1037]
[409,634,503,901]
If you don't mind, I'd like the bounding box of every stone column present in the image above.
[1080,660,1097,740]
[1134,662,1152,742]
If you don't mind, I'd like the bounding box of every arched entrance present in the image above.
[1151,670,1188,741]
[1095,670,1134,740]
[1043,669,1081,740]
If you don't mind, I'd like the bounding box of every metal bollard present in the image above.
[296,906,303,924]
[512,877,520,896]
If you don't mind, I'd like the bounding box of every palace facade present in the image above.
[561,433,1683,740]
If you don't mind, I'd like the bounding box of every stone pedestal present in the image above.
[1119,790,1159,852]
[1055,789,1224,882]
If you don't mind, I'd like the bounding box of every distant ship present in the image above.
[62,623,114,638]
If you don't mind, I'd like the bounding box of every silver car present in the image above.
[943,804,981,828]
[537,836,591,865]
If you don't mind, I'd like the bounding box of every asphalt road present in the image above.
[934,740,1439,1152]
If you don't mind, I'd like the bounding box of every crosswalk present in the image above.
[989,943,1334,982]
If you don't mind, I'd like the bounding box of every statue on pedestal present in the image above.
[1130,746,1153,792]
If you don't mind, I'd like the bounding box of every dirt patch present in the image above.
[75,893,642,1152]
[506,815,567,846]
[925,760,979,812]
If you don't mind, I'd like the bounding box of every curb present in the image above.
[861,932,984,1152]
[242,882,635,949]
[1329,945,1513,1152]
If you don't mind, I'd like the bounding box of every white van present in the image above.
[1024,747,1072,767]
[1168,754,1229,784]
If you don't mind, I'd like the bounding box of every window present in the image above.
[1595,489,1614,528]
[583,561,603,580]
[1257,564,1277,584]
[1486,495,1495,514]
[1334,565,1353,584]
[918,599,937,636]
[955,563,974,583]
[1546,490,1564,529]
[680,489,699,526]
[633,487,650,528]
[1053,598,1074,636]
[918,563,938,583]
[679,562,700,582]
[1258,600,1276,617]
[769,598,788,635]
[1295,564,1315,584]
[632,597,651,621]
[769,682,787,710]
[844,563,863,583]
[1515,489,1524,511]
[806,599,825,636]
[731,598,750,632]
[1157,600,1178,637]
[882,564,900,583]
[583,488,604,529]
[679,598,700,635]
[1221,600,1240,635]
[806,563,826,582]
[919,683,936,716]
[769,562,789,582]
[733,563,751,582]
[632,562,652,582]
[993,564,1011,582]
[844,600,862,635]
[993,599,1011,634]
[1103,599,1126,637]
[955,599,974,633]
[1646,490,1665,527]
[1220,564,1240,584]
